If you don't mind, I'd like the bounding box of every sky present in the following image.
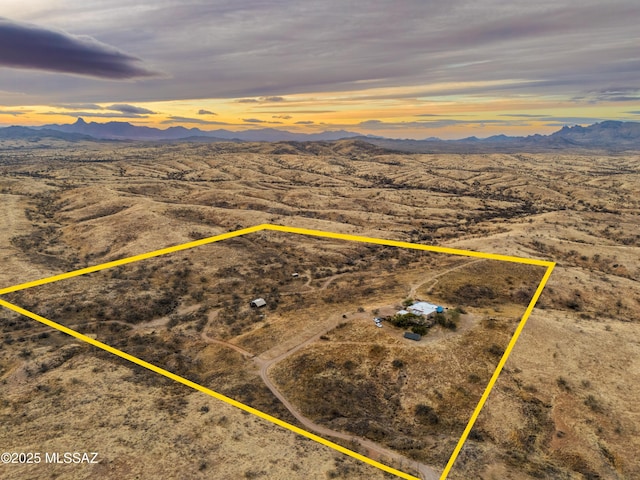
[1,0,639,139]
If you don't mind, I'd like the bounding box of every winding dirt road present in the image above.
[254,332,439,480]
[407,258,486,299]
[200,309,254,358]
[195,258,487,479]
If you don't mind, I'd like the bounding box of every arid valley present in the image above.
[1,138,638,479]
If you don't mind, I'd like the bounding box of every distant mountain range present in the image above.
[1,118,639,151]
[0,125,95,142]
[362,121,640,153]
[32,118,364,142]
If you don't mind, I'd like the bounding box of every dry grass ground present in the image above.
[1,139,638,479]
[0,348,383,480]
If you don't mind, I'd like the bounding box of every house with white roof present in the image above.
[408,301,442,317]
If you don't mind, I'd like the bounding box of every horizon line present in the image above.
[1,118,635,142]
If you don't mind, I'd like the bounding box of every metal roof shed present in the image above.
[250,298,267,308]
[404,332,422,341]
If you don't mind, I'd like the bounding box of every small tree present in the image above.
[402,298,414,307]
[411,324,429,336]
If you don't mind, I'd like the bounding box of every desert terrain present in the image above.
[0,138,638,479]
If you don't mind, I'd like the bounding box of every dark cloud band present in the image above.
[0,17,157,79]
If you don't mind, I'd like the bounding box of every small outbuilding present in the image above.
[404,332,422,341]
[250,298,267,308]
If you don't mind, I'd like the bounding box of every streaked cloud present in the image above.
[261,110,336,114]
[107,103,155,114]
[498,114,548,118]
[42,111,149,119]
[538,116,605,124]
[241,117,286,124]
[0,109,28,115]
[44,103,156,118]
[573,87,640,103]
[237,96,286,104]
[356,118,529,130]
[198,109,216,115]
[497,114,605,124]
[161,116,230,125]
[55,103,102,110]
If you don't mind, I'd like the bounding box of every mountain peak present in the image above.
[74,117,87,125]
[597,120,623,128]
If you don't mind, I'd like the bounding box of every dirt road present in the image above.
[201,309,255,358]
[408,258,486,298]
[255,338,440,480]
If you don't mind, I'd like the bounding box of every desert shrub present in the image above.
[565,298,582,311]
[415,404,439,425]
[453,284,496,306]
[557,377,571,392]
[195,316,208,332]
[584,394,604,414]
[411,324,429,335]
[166,315,179,329]
[343,360,356,371]
[243,470,266,479]
[434,313,457,330]
[487,344,504,357]
[392,359,405,369]
[389,312,421,328]
[484,317,498,329]
[468,373,481,384]
[190,289,205,302]
[512,287,535,304]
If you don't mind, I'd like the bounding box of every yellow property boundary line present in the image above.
[0,298,416,479]
[0,224,555,479]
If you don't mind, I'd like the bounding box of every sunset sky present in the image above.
[1,0,639,139]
